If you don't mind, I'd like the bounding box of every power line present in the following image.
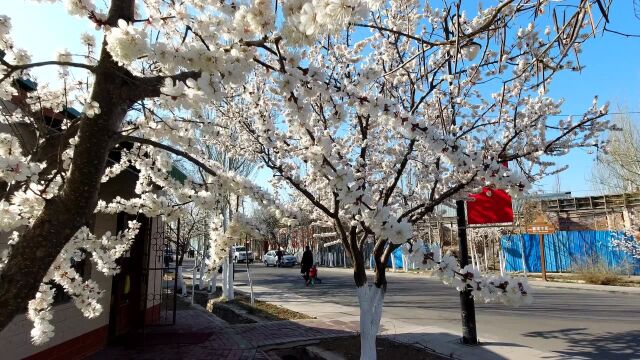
[461,111,640,119]
[548,111,640,118]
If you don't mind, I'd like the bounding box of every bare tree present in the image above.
[592,109,640,193]
[166,204,209,266]
[251,207,282,245]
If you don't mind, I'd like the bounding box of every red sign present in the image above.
[467,188,514,225]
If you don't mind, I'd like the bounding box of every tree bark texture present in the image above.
[0,1,138,331]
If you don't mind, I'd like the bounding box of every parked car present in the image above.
[232,245,254,263]
[263,250,297,267]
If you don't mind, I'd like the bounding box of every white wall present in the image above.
[0,214,114,360]
[0,169,137,359]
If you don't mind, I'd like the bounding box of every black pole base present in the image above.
[457,200,478,346]
[460,289,478,345]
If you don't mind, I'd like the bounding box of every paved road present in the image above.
[237,264,640,359]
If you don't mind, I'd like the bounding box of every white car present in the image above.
[263,250,297,267]
[232,246,254,263]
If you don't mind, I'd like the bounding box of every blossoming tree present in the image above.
[193,1,613,357]
[0,0,618,358]
[612,209,640,259]
[0,0,288,341]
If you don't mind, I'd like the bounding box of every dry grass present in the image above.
[232,292,313,321]
[572,258,624,286]
[574,270,623,286]
[202,289,313,323]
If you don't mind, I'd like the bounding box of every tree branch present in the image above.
[0,60,96,83]
[122,135,219,177]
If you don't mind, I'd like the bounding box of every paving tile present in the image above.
[94,306,353,360]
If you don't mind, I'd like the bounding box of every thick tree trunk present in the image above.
[357,285,385,360]
[221,258,235,299]
[350,234,388,360]
[0,1,136,331]
[209,271,217,293]
[177,244,186,266]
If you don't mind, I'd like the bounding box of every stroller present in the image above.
[303,264,322,286]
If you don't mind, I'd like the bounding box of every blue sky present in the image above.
[4,1,640,198]
[531,3,640,196]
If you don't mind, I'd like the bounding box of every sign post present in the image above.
[525,215,555,282]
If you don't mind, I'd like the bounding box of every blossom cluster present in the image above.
[612,234,640,259]
[611,210,640,259]
[206,215,233,270]
[401,241,533,306]
[0,134,44,183]
[26,221,140,345]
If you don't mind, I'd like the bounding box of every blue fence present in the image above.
[387,246,405,268]
[501,230,640,275]
[380,243,432,269]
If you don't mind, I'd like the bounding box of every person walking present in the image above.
[300,246,314,286]
[276,248,284,267]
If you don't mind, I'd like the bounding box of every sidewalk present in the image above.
[234,283,560,360]
[94,301,356,360]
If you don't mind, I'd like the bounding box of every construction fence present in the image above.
[501,230,640,275]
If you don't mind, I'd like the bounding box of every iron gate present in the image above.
[141,218,179,326]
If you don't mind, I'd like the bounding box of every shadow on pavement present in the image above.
[385,331,518,360]
[523,328,640,360]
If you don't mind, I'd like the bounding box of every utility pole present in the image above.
[456,200,478,345]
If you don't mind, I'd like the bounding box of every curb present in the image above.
[527,280,640,294]
[236,283,561,360]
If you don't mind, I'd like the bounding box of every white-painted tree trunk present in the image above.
[191,262,196,304]
[357,285,385,360]
[470,242,476,269]
[178,266,187,297]
[499,249,505,276]
[198,237,205,289]
[199,264,205,289]
[483,243,489,272]
[221,255,234,299]
[221,261,228,295]
[221,205,234,299]
[209,272,217,294]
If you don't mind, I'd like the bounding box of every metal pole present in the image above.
[539,233,547,281]
[191,252,196,304]
[173,219,179,324]
[456,200,478,345]
[245,235,255,306]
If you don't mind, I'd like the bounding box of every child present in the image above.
[307,264,321,286]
